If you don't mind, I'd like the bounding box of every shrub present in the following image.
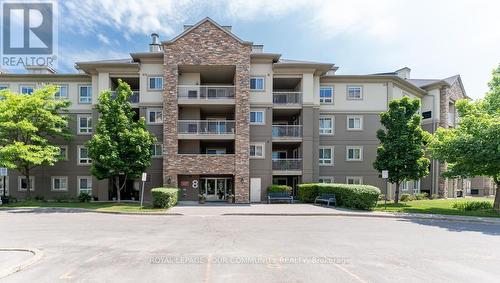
[452,200,493,211]
[297,183,380,210]
[151,187,179,208]
[54,195,70,203]
[378,194,386,201]
[267,185,292,194]
[431,194,439,200]
[34,195,45,201]
[415,193,428,200]
[78,192,92,203]
[400,193,415,202]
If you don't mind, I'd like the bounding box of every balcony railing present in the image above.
[178,85,235,100]
[272,125,302,138]
[110,90,139,103]
[273,92,302,105]
[272,159,302,171]
[178,120,235,135]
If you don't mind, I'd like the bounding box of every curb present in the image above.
[0,207,183,216]
[0,248,43,279]
[221,212,500,224]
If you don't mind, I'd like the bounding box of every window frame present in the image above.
[346,176,363,185]
[318,176,334,184]
[18,176,35,191]
[148,76,164,91]
[147,108,163,124]
[51,176,68,192]
[206,148,227,155]
[346,85,363,100]
[250,110,265,125]
[319,115,334,135]
[319,86,334,104]
[59,145,68,161]
[249,142,265,159]
[346,146,363,161]
[54,84,69,99]
[250,76,265,91]
[319,146,334,166]
[78,176,93,195]
[77,146,92,165]
[346,115,363,131]
[412,179,421,194]
[78,85,93,104]
[151,143,163,158]
[0,84,9,91]
[19,84,35,95]
[77,115,93,135]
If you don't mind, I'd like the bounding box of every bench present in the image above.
[267,192,293,204]
[314,194,336,207]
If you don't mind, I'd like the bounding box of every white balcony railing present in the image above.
[178,120,235,135]
[272,159,302,171]
[178,85,235,100]
[110,90,139,103]
[273,92,302,105]
[272,125,302,138]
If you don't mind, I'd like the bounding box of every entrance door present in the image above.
[205,179,217,201]
[204,178,228,201]
[216,179,226,200]
[250,178,261,203]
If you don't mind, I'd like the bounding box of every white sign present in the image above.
[381,170,389,179]
[0,168,7,176]
[141,172,147,182]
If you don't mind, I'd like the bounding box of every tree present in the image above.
[430,65,500,211]
[0,86,71,198]
[374,97,431,203]
[86,80,156,202]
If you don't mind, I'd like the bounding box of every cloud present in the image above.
[57,48,129,73]
[97,34,111,45]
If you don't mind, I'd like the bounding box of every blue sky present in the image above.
[54,0,500,99]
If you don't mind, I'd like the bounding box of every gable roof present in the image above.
[163,17,252,46]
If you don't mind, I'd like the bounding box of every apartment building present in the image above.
[0,18,492,202]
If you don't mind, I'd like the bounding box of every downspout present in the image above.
[432,90,438,196]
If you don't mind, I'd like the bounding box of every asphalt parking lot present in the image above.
[1,209,500,282]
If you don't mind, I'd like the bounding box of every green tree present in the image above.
[430,65,500,211]
[87,80,156,202]
[374,97,431,203]
[0,86,71,198]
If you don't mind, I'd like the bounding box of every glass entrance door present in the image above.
[203,178,230,201]
[205,179,217,201]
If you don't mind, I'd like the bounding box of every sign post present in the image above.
[381,170,389,210]
[140,172,147,208]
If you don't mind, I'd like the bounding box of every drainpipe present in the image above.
[432,91,438,196]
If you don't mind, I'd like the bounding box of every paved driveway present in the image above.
[1,209,499,282]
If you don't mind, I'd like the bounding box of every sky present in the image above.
[51,0,500,99]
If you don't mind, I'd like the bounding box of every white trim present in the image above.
[319,86,334,104]
[77,146,92,165]
[319,115,334,135]
[346,176,363,185]
[51,176,68,191]
[147,76,164,91]
[319,176,334,183]
[78,85,92,104]
[77,115,93,135]
[250,142,265,159]
[250,109,266,125]
[59,145,68,160]
[347,85,363,100]
[346,115,363,131]
[346,146,363,161]
[319,146,334,166]
[146,108,163,124]
[250,76,265,91]
[18,176,35,191]
[77,176,93,195]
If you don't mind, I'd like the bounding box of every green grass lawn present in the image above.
[375,197,500,218]
[0,201,168,213]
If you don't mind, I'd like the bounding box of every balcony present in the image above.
[272,158,302,174]
[111,90,139,103]
[178,120,235,139]
[272,125,302,141]
[273,92,302,107]
[178,85,235,105]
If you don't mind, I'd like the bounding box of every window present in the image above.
[346,146,363,161]
[0,176,8,196]
[422,111,432,119]
[151,143,163,157]
[51,176,68,191]
[0,85,9,90]
[320,87,333,104]
[78,146,92,165]
[250,110,265,125]
[54,85,69,99]
[207,148,226,155]
[273,178,288,186]
[319,116,334,135]
[78,115,92,134]
[347,116,363,130]
[346,176,363,185]
[347,86,363,100]
[250,77,265,91]
[79,85,92,103]
[412,180,421,194]
[250,143,265,158]
[59,145,68,160]
[20,85,34,95]
[18,176,34,191]
[148,77,163,90]
[272,151,287,159]
[319,146,333,166]
[401,181,409,191]
[78,176,92,195]
[147,108,163,124]
[319,177,334,183]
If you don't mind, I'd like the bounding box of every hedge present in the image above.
[267,185,293,194]
[151,187,179,208]
[297,183,381,210]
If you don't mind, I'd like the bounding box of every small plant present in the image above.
[54,195,70,203]
[78,192,92,203]
[415,192,429,200]
[34,195,45,202]
[431,194,439,200]
[226,194,235,203]
[452,200,493,211]
[400,193,415,202]
[198,193,206,204]
[151,188,179,208]
[267,185,292,194]
[378,194,386,201]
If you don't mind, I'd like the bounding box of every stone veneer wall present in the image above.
[162,20,252,203]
